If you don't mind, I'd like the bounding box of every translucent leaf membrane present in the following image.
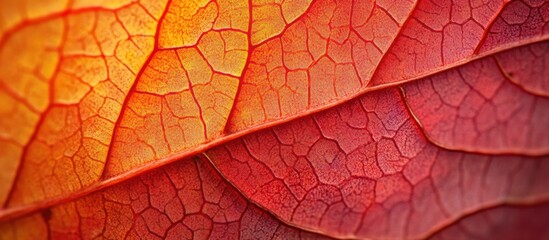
[206,88,549,239]
[0,0,170,208]
[428,203,549,240]
[227,0,417,131]
[0,156,330,239]
[403,41,549,155]
[94,0,250,176]
[0,0,251,209]
[0,0,548,237]
[370,0,549,87]
[495,40,549,97]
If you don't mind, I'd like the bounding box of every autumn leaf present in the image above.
[206,86,549,238]
[0,0,548,239]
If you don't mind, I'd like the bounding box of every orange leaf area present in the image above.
[0,0,251,208]
[1,0,168,208]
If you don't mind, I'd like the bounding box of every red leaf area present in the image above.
[208,86,549,238]
[1,0,549,239]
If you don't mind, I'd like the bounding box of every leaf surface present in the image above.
[428,203,549,240]
[206,87,549,239]
[0,156,330,239]
[404,41,549,155]
[1,0,548,238]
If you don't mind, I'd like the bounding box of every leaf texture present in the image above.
[428,203,549,239]
[0,156,330,239]
[0,0,548,239]
[206,87,549,239]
